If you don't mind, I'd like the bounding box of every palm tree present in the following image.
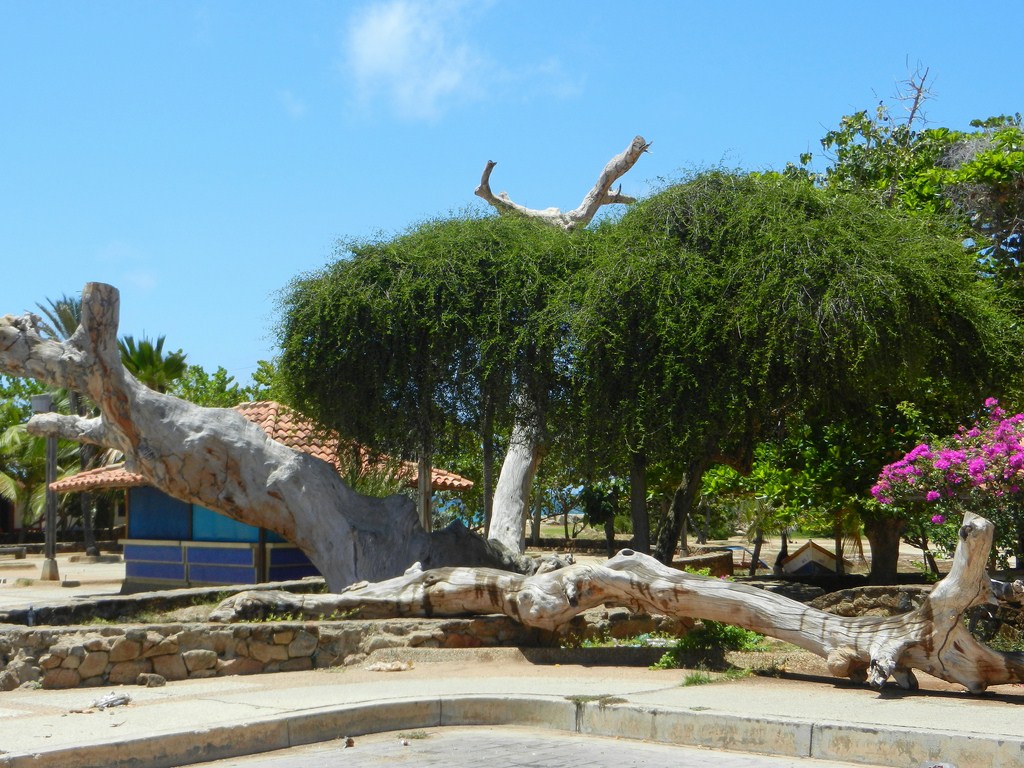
[118,335,188,393]
[35,293,82,342]
[0,394,78,542]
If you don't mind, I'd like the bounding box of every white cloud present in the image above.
[344,0,483,121]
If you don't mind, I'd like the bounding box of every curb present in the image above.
[3,693,1021,768]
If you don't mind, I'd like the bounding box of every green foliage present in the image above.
[577,477,627,529]
[807,82,1024,299]
[335,445,409,500]
[0,390,80,525]
[680,670,715,685]
[651,622,765,671]
[172,365,248,407]
[277,214,584,464]
[118,335,188,393]
[35,294,83,342]
[675,621,766,652]
[275,164,1014,555]
[248,359,288,404]
[0,376,45,423]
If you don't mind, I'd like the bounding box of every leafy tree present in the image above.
[171,359,290,408]
[247,359,289,404]
[277,214,584,535]
[804,72,1024,300]
[172,365,248,408]
[0,391,79,540]
[0,375,45,421]
[564,217,718,552]
[577,477,627,557]
[118,335,187,393]
[602,171,1014,578]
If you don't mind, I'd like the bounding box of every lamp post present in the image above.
[30,394,60,581]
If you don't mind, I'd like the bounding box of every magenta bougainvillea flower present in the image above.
[874,400,1024,519]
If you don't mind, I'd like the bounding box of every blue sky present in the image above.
[1,1,1019,385]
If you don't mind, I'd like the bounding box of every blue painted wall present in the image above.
[127,487,191,539]
[124,486,316,587]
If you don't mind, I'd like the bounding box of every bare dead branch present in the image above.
[474,136,650,231]
[26,413,109,446]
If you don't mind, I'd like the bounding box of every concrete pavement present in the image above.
[191,725,898,768]
[0,647,1022,768]
[1,552,1021,768]
[0,553,124,611]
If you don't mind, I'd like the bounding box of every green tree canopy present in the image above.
[804,81,1023,300]
[277,214,585,468]
[581,171,1016,569]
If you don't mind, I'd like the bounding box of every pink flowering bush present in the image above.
[873,399,1024,505]
[873,398,1024,559]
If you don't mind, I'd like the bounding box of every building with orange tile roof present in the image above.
[51,402,473,590]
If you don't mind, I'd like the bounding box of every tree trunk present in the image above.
[488,416,543,554]
[603,515,616,558]
[0,283,542,591]
[475,136,650,232]
[417,453,432,533]
[628,451,649,554]
[679,509,689,556]
[749,529,764,577]
[834,524,845,577]
[213,512,1024,694]
[482,402,495,537]
[530,492,542,547]
[864,517,907,585]
[1016,516,1024,571]
[67,390,99,556]
[652,459,706,563]
[773,530,789,576]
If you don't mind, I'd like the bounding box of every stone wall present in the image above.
[671,550,734,578]
[0,608,689,691]
[808,585,931,617]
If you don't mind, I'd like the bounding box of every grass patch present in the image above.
[681,670,715,686]
[563,630,676,649]
[397,731,429,740]
[680,666,752,686]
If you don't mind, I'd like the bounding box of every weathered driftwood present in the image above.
[474,135,650,233]
[0,283,546,591]
[211,512,1024,693]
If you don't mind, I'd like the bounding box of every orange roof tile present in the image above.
[49,463,149,493]
[50,401,473,493]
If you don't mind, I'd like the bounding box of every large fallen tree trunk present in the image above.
[0,283,543,591]
[211,511,1024,694]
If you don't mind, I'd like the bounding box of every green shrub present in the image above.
[676,620,765,652]
[651,620,766,670]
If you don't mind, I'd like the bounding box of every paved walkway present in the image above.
[0,554,124,611]
[193,726,888,768]
[0,648,1020,768]
[0,552,1017,768]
